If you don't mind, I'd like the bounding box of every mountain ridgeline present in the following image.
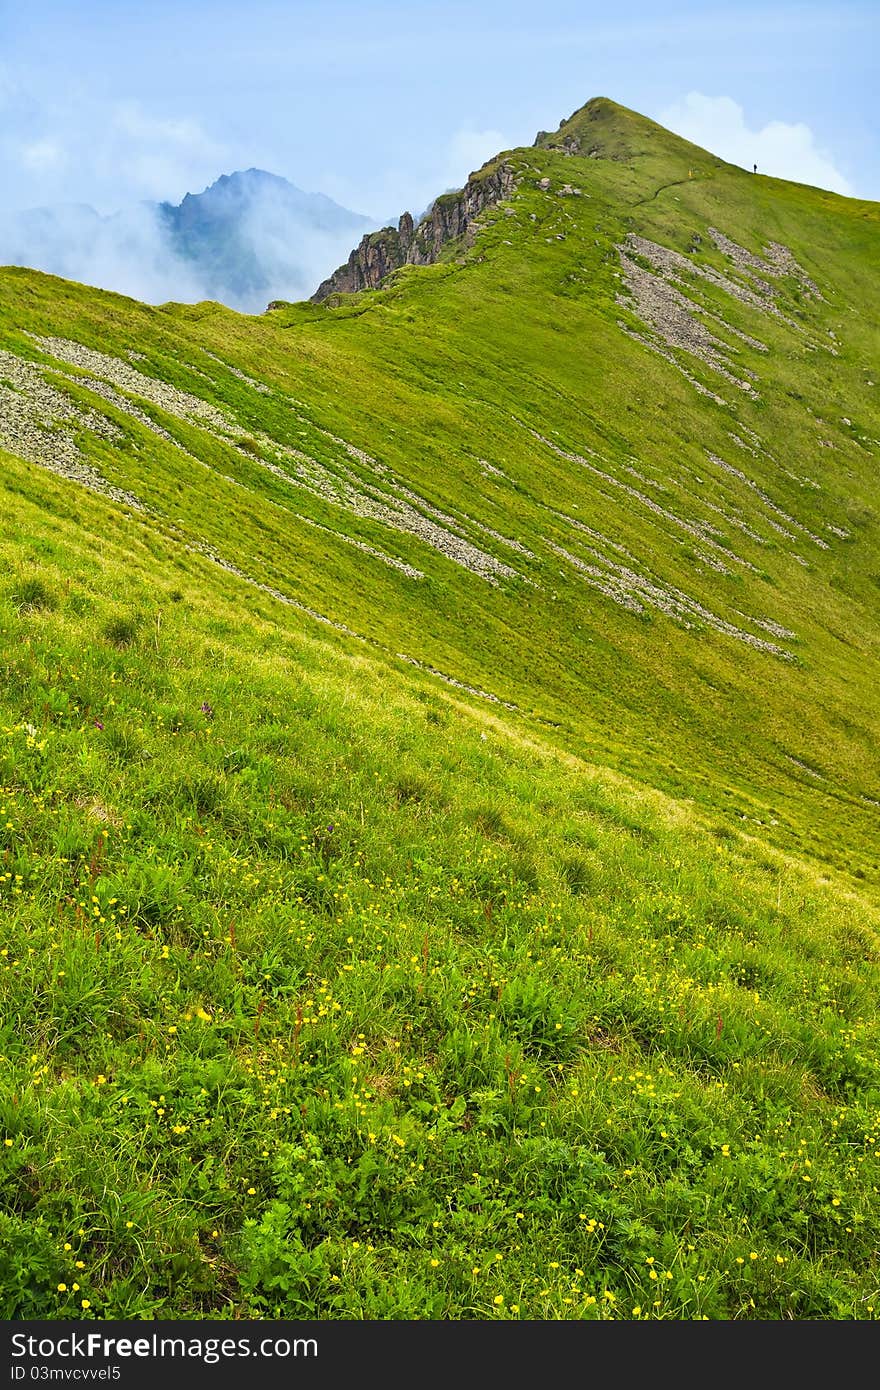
[2,97,880,1320]
[313,98,720,300]
[311,160,516,300]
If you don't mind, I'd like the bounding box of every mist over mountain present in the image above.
[157,169,373,309]
[0,170,374,310]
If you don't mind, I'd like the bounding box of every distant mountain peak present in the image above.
[162,168,367,221]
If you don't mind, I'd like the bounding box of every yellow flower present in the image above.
[57,1284,67,1293]
[81,1300,91,1310]
[247,1187,256,1196]
[632,1306,642,1316]
[493,1295,504,1306]
[3,1138,12,1147]
[430,1259,439,1268]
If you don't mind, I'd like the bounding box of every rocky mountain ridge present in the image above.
[311,159,517,301]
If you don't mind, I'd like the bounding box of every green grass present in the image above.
[1,98,879,1320]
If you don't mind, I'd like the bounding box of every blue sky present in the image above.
[1,0,876,217]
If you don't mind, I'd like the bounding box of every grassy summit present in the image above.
[1,98,879,1319]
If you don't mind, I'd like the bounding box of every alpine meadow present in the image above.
[1,97,879,1321]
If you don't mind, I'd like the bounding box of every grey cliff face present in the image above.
[311,162,517,302]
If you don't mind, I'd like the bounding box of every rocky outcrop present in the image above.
[311,160,517,302]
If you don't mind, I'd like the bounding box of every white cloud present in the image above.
[103,103,229,202]
[659,93,853,197]
[20,140,64,172]
[114,105,214,148]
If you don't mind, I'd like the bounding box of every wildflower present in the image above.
[200,702,214,718]
[81,1301,91,1310]
[493,1295,504,1306]
[632,1306,642,1316]
[3,1138,12,1147]
[430,1259,439,1268]
[93,720,104,731]
[57,1284,67,1293]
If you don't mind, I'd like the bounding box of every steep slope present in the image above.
[2,99,877,875]
[1,98,879,1319]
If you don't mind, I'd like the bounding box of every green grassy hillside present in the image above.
[1,98,879,1319]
